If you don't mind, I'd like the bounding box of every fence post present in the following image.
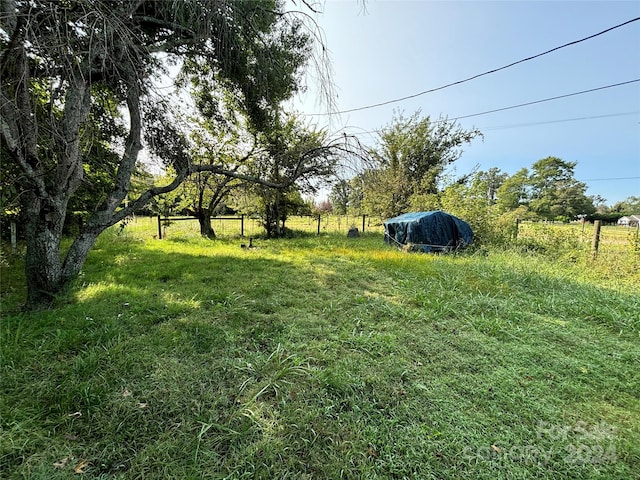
[317,215,321,235]
[590,220,601,260]
[10,221,17,254]
[241,214,245,237]
[157,214,162,239]
[362,214,366,233]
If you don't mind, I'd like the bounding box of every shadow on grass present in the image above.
[1,235,639,479]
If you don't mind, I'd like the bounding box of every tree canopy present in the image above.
[527,157,595,220]
[359,111,482,217]
[0,0,338,309]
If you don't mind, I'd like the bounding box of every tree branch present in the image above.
[192,164,293,189]
[110,167,190,225]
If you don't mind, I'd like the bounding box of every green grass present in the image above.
[1,228,639,479]
[128,214,385,240]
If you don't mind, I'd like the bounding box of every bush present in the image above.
[514,223,584,260]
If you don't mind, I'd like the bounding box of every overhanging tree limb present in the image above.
[1,0,337,309]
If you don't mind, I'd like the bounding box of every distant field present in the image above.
[127,215,636,247]
[125,214,386,240]
[519,222,636,248]
[1,227,638,478]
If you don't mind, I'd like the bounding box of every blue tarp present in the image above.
[383,211,473,253]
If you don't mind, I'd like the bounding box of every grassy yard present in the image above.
[1,228,638,479]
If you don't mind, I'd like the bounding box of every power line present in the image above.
[580,176,640,182]
[344,109,640,137]
[479,111,640,131]
[305,16,640,116]
[449,79,640,121]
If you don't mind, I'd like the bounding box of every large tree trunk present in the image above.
[197,212,216,239]
[19,76,92,309]
[22,187,104,311]
[20,78,141,310]
[24,216,104,310]
[23,195,66,309]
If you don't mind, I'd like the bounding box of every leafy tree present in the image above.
[315,199,333,214]
[611,196,640,214]
[476,167,508,205]
[439,171,525,246]
[1,0,330,309]
[496,168,530,213]
[361,167,409,218]
[328,179,351,215]
[236,115,345,237]
[366,111,481,217]
[347,174,366,215]
[179,108,255,238]
[528,157,595,221]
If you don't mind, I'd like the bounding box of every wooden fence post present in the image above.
[362,214,366,233]
[241,214,245,237]
[317,215,321,235]
[591,220,601,260]
[157,214,162,239]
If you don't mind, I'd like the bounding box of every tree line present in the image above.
[1,1,636,310]
[327,112,638,237]
[1,0,363,309]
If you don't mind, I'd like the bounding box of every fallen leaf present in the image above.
[122,389,132,397]
[68,411,82,418]
[137,402,148,409]
[53,456,70,469]
[491,444,501,453]
[367,445,379,458]
[74,459,90,474]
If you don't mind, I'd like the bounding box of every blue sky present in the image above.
[291,0,640,205]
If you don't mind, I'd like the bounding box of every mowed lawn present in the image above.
[1,229,638,479]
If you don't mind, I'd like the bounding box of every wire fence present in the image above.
[124,214,387,240]
[122,216,638,256]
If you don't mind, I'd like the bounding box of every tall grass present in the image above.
[1,228,638,479]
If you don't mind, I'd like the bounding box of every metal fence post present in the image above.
[157,214,162,239]
[591,220,601,260]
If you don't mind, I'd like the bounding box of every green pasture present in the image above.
[1,226,638,478]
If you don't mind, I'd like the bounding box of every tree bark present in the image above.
[197,212,216,239]
[21,77,139,310]
[23,194,66,309]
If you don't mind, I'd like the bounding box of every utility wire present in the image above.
[449,79,640,121]
[340,109,640,137]
[479,111,639,131]
[581,176,640,182]
[305,16,640,116]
